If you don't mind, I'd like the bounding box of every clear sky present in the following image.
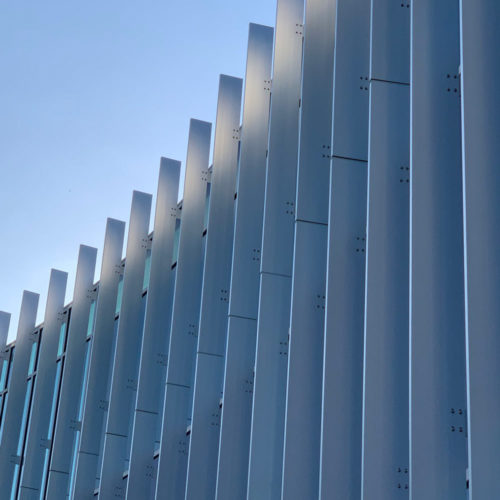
[0,1,277,342]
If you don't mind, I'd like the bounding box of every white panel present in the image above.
[46,245,97,497]
[227,24,274,320]
[72,218,125,499]
[370,0,410,84]
[282,222,328,499]
[248,0,305,497]
[186,74,242,500]
[126,158,180,500]
[19,269,68,497]
[155,119,211,499]
[410,0,467,498]
[321,158,367,498]
[282,0,336,497]
[216,23,273,500]
[460,0,500,497]
[0,292,39,494]
[99,190,152,498]
[0,312,9,350]
[362,80,410,499]
[247,273,291,500]
[216,316,257,500]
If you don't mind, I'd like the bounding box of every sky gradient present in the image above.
[0,1,277,341]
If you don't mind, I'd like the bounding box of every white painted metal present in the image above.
[460,0,500,497]
[126,158,181,499]
[410,0,467,497]
[99,191,152,498]
[215,23,273,500]
[185,74,242,500]
[155,119,212,499]
[0,292,39,494]
[72,218,126,499]
[46,245,98,497]
[247,0,305,497]
[281,0,336,497]
[18,269,68,498]
[362,80,410,500]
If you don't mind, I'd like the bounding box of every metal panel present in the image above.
[410,1,467,498]
[370,0,410,84]
[247,273,291,500]
[247,0,304,497]
[331,0,370,162]
[321,158,367,499]
[18,269,68,498]
[293,0,335,226]
[0,312,11,437]
[46,245,97,497]
[362,80,409,499]
[0,312,11,451]
[216,23,273,500]
[320,0,370,496]
[0,311,10,440]
[72,218,126,499]
[281,0,335,497]
[320,0,371,500]
[0,292,39,494]
[126,158,181,500]
[0,312,9,350]
[283,223,328,499]
[224,24,274,320]
[460,0,500,497]
[217,316,256,500]
[99,190,152,498]
[185,75,243,500]
[155,118,212,499]
[258,0,304,277]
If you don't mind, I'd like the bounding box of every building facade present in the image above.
[0,0,499,498]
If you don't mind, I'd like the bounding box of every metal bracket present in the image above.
[115,262,125,277]
[40,437,52,449]
[70,420,82,431]
[395,466,409,491]
[445,72,460,95]
[86,286,98,301]
[232,127,241,141]
[98,399,109,411]
[399,166,410,184]
[321,144,332,158]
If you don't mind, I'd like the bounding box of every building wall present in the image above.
[0,0,499,498]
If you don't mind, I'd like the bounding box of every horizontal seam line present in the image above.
[331,154,368,163]
[79,450,99,457]
[166,382,190,389]
[260,271,292,279]
[105,431,127,438]
[295,219,328,227]
[371,78,409,86]
[228,314,256,322]
[197,351,224,358]
[48,469,69,476]
[135,408,158,416]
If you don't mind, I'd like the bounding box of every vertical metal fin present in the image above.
[185,75,243,500]
[216,23,273,500]
[126,158,181,499]
[155,119,212,499]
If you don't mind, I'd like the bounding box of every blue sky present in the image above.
[0,1,277,341]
